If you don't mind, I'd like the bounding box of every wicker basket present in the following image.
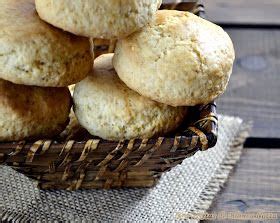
[0,1,217,190]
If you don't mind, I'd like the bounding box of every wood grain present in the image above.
[204,149,280,221]
[218,28,280,138]
[202,0,280,25]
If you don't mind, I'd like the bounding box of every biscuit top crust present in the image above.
[113,10,235,106]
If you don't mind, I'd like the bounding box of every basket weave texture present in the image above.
[0,2,217,190]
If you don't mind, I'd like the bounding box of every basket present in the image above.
[0,1,217,190]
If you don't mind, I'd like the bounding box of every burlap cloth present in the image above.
[0,115,250,222]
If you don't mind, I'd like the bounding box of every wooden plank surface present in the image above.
[202,0,280,25]
[204,148,280,222]
[217,28,280,138]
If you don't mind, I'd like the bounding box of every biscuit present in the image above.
[59,84,87,140]
[0,0,92,87]
[73,54,187,140]
[0,79,71,141]
[113,10,235,106]
[35,0,162,39]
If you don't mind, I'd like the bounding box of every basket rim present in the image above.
[0,102,218,157]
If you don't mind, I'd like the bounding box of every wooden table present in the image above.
[200,0,280,218]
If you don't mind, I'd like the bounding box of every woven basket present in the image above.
[0,1,217,190]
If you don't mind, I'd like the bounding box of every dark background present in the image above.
[201,0,280,215]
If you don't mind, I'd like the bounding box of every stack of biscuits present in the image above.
[0,0,235,142]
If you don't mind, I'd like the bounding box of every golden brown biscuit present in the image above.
[0,79,71,141]
[113,10,235,106]
[73,54,187,140]
[35,0,162,39]
[0,0,92,87]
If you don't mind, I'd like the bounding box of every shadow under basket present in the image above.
[0,2,216,190]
